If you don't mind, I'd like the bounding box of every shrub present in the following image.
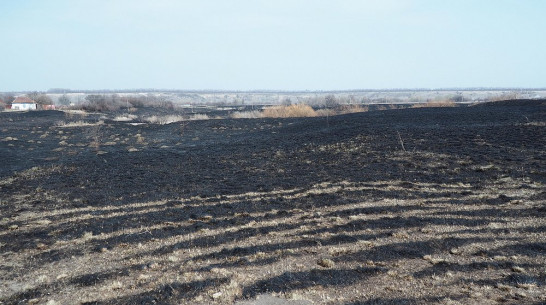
[74,94,175,112]
[80,95,123,112]
[315,109,337,117]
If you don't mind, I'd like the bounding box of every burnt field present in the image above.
[0,101,545,304]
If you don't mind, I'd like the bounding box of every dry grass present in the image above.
[113,114,138,122]
[188,114,210,121]
[231,104,368,120]
[489,92,521,102]
[524,121,546,126]
[412,100,457,108]
[340,105,369,114]
[375,104,398,111]
[87,125,103,150]
[63,110,88,119]
[144,115,185,125]
[314,109,337,117]
[134,133,145,144]
[2,178,545,304]
[56,121,104,128]
[143,114,210,124]
[316,105,369,117]
[230,110,262,119]
[262,104,317,118]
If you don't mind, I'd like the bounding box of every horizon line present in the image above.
[3,87,546,94]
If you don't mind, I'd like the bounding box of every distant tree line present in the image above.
[44,87,546,94]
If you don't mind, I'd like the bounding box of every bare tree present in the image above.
[26,92,53,105]
[58,94,71,106]
[324,94,339,108]
[0,94,15,106]
[281,97,293,105]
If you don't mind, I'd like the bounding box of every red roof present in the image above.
[13,96,36,104]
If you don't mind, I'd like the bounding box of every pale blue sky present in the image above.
[1,0,545,91]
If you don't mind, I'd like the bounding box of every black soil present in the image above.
[0,101,545,305]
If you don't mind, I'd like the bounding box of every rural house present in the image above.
[11,96,37,110]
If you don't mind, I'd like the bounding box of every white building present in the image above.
[11,96,37,110]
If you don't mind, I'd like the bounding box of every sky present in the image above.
[1,0,545,91]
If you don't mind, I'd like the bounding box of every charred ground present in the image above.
[0,101,545,304]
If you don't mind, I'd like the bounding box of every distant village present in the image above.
[1,89,546,112]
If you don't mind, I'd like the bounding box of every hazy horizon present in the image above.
[5,87,546,95]
[1,1,545,92]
